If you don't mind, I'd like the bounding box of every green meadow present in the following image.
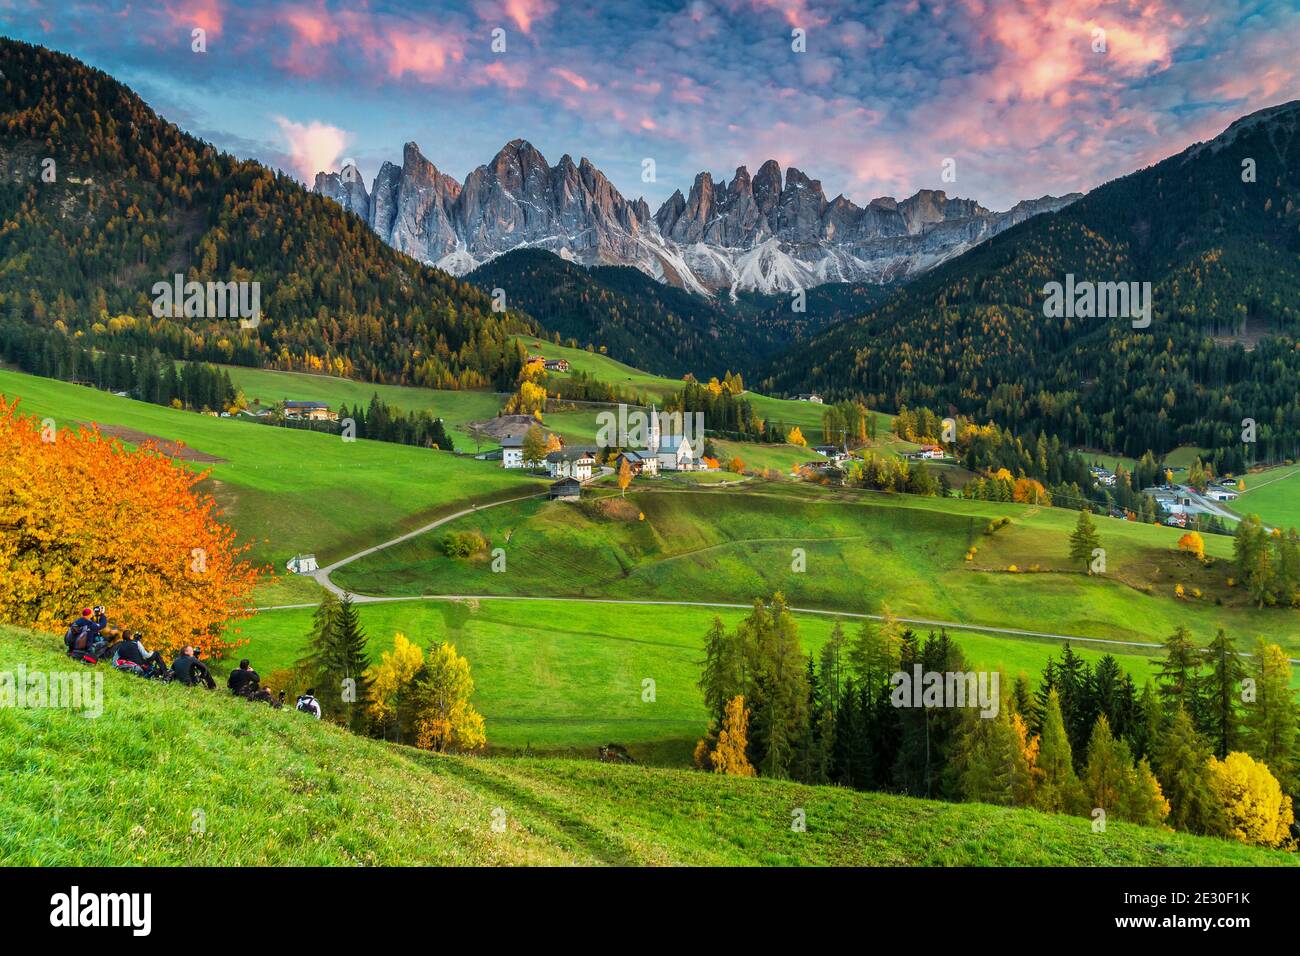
[236,596,1178,764]
[1234,463,1300,529]
[4,623,1281,866]
[218,364,505,445]
[332,480,1300,655]
[0,368,544,566]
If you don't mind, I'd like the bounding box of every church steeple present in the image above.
[647,403,661,454]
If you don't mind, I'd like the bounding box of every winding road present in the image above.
[249,484,1210,658]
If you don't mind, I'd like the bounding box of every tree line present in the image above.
[696,594,1298,848]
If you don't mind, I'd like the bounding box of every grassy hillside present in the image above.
[1235,463,1300,529]
[240,597,1181,764]
[2,623,1287,866]
[332,481,1300,653]
[218,365,505,446]
[0,368,543,566]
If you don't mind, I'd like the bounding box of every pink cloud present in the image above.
[384,30,464,81]
[503,0,551,33]
[162,0,223,37]
[277,2,342,76]
[480,60,529,90]
[552,67,596,92]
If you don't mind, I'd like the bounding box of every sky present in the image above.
[3,0,1299,212]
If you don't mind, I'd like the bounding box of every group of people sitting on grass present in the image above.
[62,606,322,717]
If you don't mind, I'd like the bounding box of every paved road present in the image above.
[1174,484,1272,532]
[308,490,547,597]
[261,483,1296,663]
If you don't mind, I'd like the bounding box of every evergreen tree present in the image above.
[1068,509,1102,573]
[1154,625,1204,727]
[300,593,372,732]
[1244,639,1299,796]
[1201,629,1245,759]
[1154,707,1220,835]
[1034,690,1086,815]
[1076,717,1128,816]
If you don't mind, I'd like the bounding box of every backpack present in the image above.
[296,695,320,717]
[112,658,146,677]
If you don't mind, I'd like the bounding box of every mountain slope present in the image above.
[313,139,1077,297]
[2,623,1287,866]
[0,39,533,390]
[466,248,899,378]
[766,101,1300,467]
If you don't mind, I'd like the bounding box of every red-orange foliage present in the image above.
[0,396,264,656]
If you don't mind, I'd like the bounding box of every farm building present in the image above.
[500,433,527,469]
[283,400,337,422]
[546,447,596,480]
[549,477,582,501]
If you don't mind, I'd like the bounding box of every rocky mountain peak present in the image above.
[315,139,1081,297]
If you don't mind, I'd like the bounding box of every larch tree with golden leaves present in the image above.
[710,695,756,777]
[413,642,486,753]
[0,397,262,656]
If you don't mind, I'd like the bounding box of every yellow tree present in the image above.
[1177,531,1206,561]
[711,695,756,776]
[617,458,633,497]
[1206,752,1295,848]
[364,632,426,736]
[521,423,547,470]
[544,432,563,454]
[413,642,487,753]
[788,426,807,447]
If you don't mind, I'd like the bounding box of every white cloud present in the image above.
[273,116,351,181]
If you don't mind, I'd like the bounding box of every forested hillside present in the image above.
[0,39,533,390]
[766,102,1300,472]
[468,248,897,378]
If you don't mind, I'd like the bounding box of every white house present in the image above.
[501,434,527,469]
[546,448,595,481]
[615,449,659,477]
[287,554,318,574]
[793,393,824,404]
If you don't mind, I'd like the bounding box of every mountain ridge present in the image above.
[313,140,1080,297]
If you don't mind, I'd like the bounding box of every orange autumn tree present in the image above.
[0,397,263,656]
[1177,531,1206,561]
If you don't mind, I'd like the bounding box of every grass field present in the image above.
[236,596,1184,764]
[219,364,506,445]
[0,369,544,567]
[3,623,1287,866]
[1234,463,1300,530]
[331,480,1300,654]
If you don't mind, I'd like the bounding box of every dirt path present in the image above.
[95,424,225,462]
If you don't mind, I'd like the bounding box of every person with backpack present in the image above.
[110,632,166,676]
[227,659,260,696]
[63,608,99,657]
[295,689,322,718]
[171,646,216,689]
